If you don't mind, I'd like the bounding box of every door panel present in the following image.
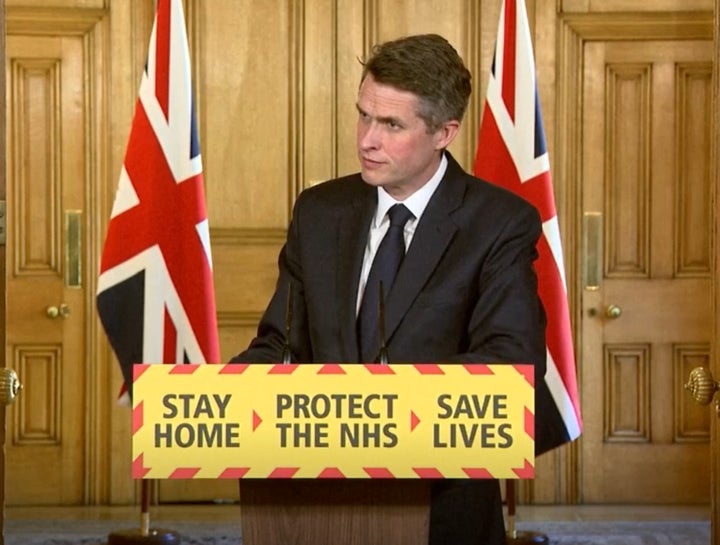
[581,40,712,503]
[5,33,87,505]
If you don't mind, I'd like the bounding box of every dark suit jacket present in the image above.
[234,153,543,362]
[231,152,556,543]
[232,153,559,454]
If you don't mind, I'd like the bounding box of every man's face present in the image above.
[356,75,458,200]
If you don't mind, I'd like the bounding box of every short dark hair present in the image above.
[360,34,472,132]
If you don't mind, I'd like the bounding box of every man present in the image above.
[231,34,547,545]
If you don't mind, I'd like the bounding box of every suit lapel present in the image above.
[336,183,376,362]
[382,158,467,352]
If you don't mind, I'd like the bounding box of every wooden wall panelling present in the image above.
[561,0,713,13]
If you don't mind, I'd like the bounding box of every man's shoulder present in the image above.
[296,172,368,208]
[445,166,534,214]
[444,153,533,212]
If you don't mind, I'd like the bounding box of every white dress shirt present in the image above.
[356,153,448,314]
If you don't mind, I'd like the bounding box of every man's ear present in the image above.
[434,119,461,150]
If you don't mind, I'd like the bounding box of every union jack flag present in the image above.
[474,0,582,454]
[97,0,220,401]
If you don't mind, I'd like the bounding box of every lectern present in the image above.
[239,480,430,545]
[131,363,535,545]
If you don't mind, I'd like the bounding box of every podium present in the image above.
[131,362,535,544]
[239,480,429,544]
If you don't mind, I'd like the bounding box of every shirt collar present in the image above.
[373,153,448,228]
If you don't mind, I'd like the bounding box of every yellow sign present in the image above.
[132,363,535,479]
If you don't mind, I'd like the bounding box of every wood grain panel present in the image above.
[674,343,710,442]
[604,344,650,442]
[217,311,262,364]
[605,63,651,278]
[13,346,60,445]
[7,0,104,7]
[563,0,712,12]
[212,238,283,315]
[9,57,61,275]
[197,0,295,229]
[303,0,338,188]
[676,62,712,275]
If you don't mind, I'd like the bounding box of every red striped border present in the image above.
[463,468,494,479]
[132,401,144,435]
[135,363,535,480]
[413,468,444,478]
[364,468,395,478]
[219,468,251,479]
[133,454,151,479]
[268,364,299,374]
[317,467,346,478]
[170,468,201,478]
[269,467,300,478]
[133,364,150,381]
[219,363,250,374]
[524,406,535,441]
[169,364,200,375]
[513,460,534,479]
[462,364,493,374]
[412,364,445,374]
[364,364,396,374]
[318,364,346,374]
[513,363,535,386]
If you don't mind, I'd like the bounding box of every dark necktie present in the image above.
[358,203,414,362]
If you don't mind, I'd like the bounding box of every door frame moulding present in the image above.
[5,5,111,505]
[556,9,713,504]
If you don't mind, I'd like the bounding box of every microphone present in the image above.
[282,282,293,365]
[377,280,388,365]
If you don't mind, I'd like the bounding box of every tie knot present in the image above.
[387,204,414,228]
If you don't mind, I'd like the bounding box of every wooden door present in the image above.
[4,29,89,506]
[581,39,713,503]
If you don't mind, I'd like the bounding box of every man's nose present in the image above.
[358,122,381,150]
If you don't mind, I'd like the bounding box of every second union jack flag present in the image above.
[97,0,220,400]
[474,0,582,454]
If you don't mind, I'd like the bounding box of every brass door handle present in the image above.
[0,368,21,405]
[606,305,622,319]
[46,303,71,319]
[685,367,719,406]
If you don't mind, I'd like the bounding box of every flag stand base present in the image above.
[107,481,180,545]
[107,528,181,545]
[507,530,549,545]
[505,480,549,545]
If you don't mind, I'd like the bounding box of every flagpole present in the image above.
[140,479,151,535]
[505,480,548,545]
[107,479,182,545]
